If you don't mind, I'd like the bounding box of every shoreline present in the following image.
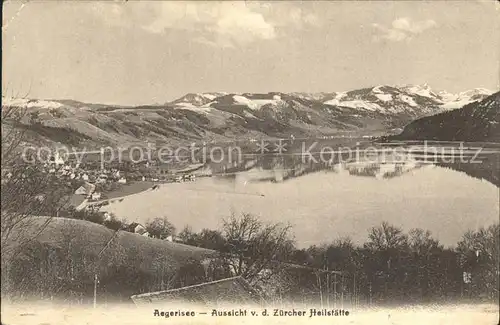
[81,166,212,210]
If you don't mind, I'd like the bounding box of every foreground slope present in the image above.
[16,216,213,268]
[7,217,214,301]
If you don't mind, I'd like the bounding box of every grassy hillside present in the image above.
[6,217,215,302]
[44,217,210,256]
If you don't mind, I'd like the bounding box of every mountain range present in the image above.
[1,85,494,148]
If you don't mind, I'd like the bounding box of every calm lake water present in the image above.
[104,145,499,248]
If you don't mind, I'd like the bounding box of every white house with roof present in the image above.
[74,182,96,196]
[90,192,102,200]
[126,222,149,237]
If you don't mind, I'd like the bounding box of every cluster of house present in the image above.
[73,172,129,202]
[41,153,201,203]
[172,174,196,182]
[44,152,128,183]
[116,218,181,242]
[39,153,128,201]
[152,165,196,182]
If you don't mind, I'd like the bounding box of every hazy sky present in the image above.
[3,1,500,105]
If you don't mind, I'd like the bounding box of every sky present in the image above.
[2,0,500,105]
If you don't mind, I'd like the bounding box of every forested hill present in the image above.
[390,91,500,142]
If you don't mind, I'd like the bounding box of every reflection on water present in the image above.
[104,147,499,248]
[210,147,499,186]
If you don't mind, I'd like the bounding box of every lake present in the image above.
[103,143,499,248]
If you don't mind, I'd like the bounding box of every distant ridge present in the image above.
[389,91,500,142]
[2,85,493,148]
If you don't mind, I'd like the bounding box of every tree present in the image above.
[289,248,314,266]
[365,221,408,251]
[145,217,176,239]
[407,228,444,301]
[103,213,125,231]
[409,228,442,255]
[217,213,294,284]
[193,228,226,250]
[364,222,409,302]
[456,224,499,300]
[1,100,29,167]
[1,101,71,297]
[177,225,197,244]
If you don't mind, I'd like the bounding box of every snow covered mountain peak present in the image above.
[2,97,64,109]
[457,88,493,99]
[164,85,494,118]
[438,88,494,109]
[170,92,228,107]
[402,84,438,99]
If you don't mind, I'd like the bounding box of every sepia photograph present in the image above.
[1,1,499,324]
